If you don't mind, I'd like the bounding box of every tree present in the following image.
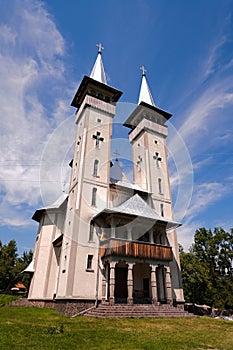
[180,227,233,309]
[0,240,33,292]
[0,240,17,291]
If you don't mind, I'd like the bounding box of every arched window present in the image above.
[158,178,162,194]
[93,160,99,177]
[89,220,95,241]
[91,187,97,206]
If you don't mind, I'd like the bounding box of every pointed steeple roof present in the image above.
[110,159,131,184]
[90,43,107,84]
[138,66,155,106]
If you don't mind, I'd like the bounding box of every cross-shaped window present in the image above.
[153,152,162,168]
[92,131,104,149]
[136,155,142,171]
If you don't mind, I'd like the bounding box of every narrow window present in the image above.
[160,203,164,217]
[86,254,93,270]
[89,220,94,241]
[91,187,97,206]
[93,159,99,177]
[158,178,162,194]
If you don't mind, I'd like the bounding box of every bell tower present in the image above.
[124,67,184,303]
[56,45,122,299]
[124,67,172,218]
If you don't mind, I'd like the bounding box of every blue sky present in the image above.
[0,0,233,253]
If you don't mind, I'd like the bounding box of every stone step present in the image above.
[85,304,194,318]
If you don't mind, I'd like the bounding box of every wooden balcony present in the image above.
[100,238,173,262]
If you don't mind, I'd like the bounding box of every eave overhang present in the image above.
[124,101,172,130]
[93,208,181,230]
[71,76,122,108]
[32,195,68,222]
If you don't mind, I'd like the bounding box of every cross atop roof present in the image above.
[113,149,120,161]
[140,65,147,76]
[97,43,104,53]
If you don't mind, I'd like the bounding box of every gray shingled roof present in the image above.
[32,194,67,222]
[110,194,159,220]
[94,194,180,228]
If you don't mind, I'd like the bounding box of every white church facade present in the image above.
[27,46,185,315]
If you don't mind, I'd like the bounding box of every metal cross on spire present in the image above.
[90,43,107,84]
[113,149,120,161]
[96,43,104,53]
[140,65,147,76]
[138,65,155,106]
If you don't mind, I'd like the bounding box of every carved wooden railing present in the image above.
[100,238,173,261]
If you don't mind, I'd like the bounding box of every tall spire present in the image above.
[90,43,107,84]
[138,66,155,106]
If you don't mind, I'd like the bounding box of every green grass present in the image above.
[0,294,20,307]
[0,306,232,350]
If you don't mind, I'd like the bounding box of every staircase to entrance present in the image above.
[85,303,195,318]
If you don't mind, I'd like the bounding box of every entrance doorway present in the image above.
[133,263,151,304]
[114,262,128,303]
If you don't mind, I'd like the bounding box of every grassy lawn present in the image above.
[0,305,232,350]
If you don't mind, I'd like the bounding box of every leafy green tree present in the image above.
[180,227,233,309]
[0,240,17,291]
[0,240,33,292]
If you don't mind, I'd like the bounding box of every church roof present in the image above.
[138,67,155,106]
[124,68,172,130]
[94,193,180,228]
[110,160,131,184]
[111,194,159,220]
[22,259,35,273]
[123,101,172,130]
[32,194,67,222]
[90,44,107,84]
[110,160,148,193]
[71,44,122,108]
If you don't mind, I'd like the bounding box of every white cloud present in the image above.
[0,0,73,226]
[172,34,233,238]
[175,180,232,251]
[202,35,227,79]
[179,81,233,147]
[177,219,202,251]
[186,182,228,219]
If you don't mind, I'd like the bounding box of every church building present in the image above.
[27,45,185,316]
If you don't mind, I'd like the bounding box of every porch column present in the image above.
[127,263,134,305]
[110,218,116,238]
[101,264,107,303]
[151,265,159,305]
[127,224,132,241]
[149,229,154,244]
[165,266,173,305]
[109,261,116,305]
